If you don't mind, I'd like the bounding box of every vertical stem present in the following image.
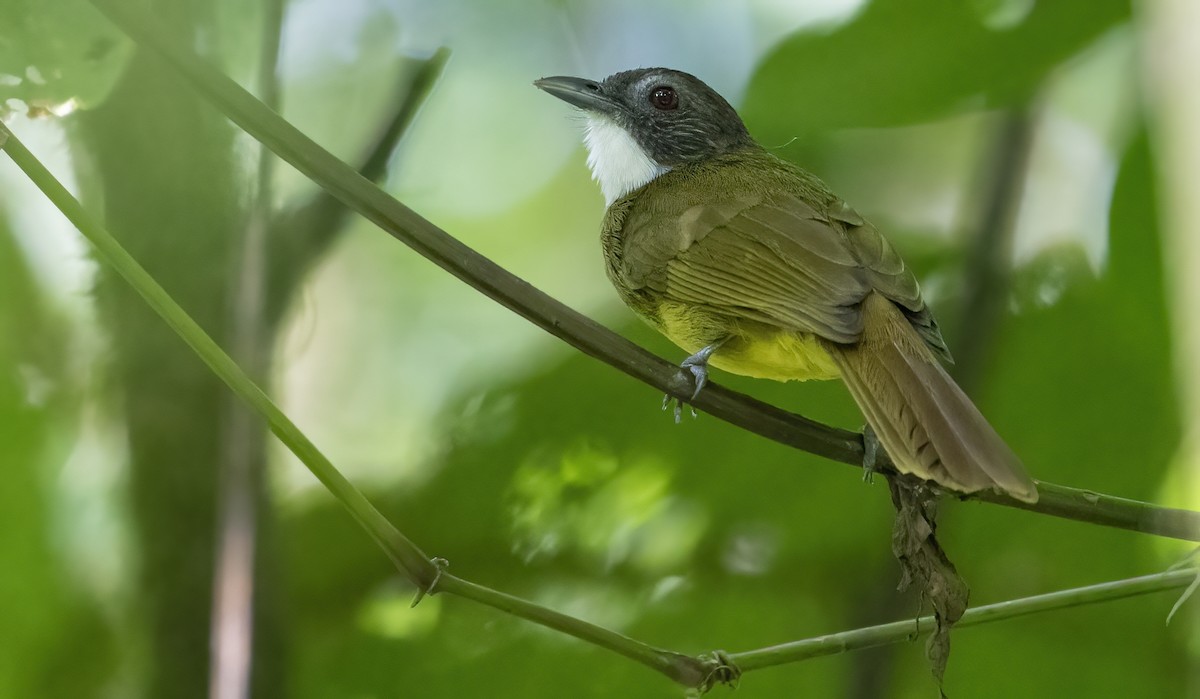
[209,0,287,697]
[76,6,242,687]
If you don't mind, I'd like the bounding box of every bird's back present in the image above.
[600,147,951,365]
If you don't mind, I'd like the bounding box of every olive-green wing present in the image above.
[835,201,952,361]
[622,190,951,359]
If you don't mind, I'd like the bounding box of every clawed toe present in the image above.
[862,424,881,484]
[660,339,727,422]
[662,387,697,423]
[683,361,708,400]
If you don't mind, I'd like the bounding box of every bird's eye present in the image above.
[649,85,678,110]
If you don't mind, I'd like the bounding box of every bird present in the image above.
[534,67,1037,503]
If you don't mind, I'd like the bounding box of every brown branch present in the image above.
[87,0,1200,543]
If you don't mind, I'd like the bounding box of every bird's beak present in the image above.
[534,75,612,113]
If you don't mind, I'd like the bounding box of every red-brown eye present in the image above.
[649,86,678,110]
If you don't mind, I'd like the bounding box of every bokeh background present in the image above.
[1,0,1198,697]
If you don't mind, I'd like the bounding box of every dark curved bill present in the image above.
[533,75,612,112]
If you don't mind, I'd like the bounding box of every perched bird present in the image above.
[535,68,1037,503]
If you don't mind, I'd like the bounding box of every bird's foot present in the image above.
[662,341,725,423]
[862,424,882,484]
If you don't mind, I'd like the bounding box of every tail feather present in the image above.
[828,294,1038,503]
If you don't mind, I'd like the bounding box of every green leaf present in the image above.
[743,0,1129,139]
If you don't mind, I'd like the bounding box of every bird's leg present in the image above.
[862,424,882,484]
[662,338,729,423]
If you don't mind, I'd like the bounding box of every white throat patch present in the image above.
[583,115,669,205]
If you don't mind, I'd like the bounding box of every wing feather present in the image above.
[653,193,867,343]
[612,173,951,360]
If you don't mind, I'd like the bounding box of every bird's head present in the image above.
[535,68,754,204]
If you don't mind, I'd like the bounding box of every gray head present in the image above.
[535,68,756,203]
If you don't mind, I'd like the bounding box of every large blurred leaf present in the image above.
[743,0,1129,140]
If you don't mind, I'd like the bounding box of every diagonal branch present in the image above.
[3,123,1194,692]
[265,48,449,327]
[0,121,707,691]
[952,106,1040,392]
[84,0,1200,543]
[0,124,437,592]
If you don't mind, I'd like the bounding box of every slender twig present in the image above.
[265,48,449,326]
[83,0,1200,543]
[2,126,1194,692]
[434,574,712,687]
[0,124,436,591]
[350,50,449,189]
[953,106,1039,392]
[0,123,701,688]
[729,568,1196,673]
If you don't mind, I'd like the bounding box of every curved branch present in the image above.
[86,0,1200,543]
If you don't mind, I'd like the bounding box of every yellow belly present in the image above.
[657,302,841,383]
[711,329,841,382]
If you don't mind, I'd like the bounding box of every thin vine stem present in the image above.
[0,121,701,688]
[85,0,1200,542]
[730,568,1196,673]
[0,123,436,591]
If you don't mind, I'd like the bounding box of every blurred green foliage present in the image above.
[0,214,116,697]
[0,0,131,117]
[743,0,1129,136]
[0,0,1193,697]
